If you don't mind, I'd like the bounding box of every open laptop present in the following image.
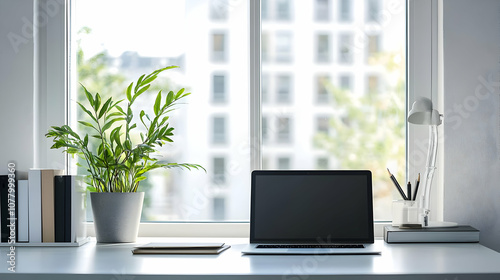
[241,170,380,255]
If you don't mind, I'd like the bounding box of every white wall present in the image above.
[442,0,500,252]
[0,0,36,179]
[0,0,66,178]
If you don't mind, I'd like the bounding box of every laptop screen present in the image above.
[250,170,374,244]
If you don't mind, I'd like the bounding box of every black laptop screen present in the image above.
[250,170,374,244]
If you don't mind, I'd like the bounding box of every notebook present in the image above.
[241,170,380,255]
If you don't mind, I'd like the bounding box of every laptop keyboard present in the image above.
[256,244,365,249]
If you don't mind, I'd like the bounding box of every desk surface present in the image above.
[2,238,500,280]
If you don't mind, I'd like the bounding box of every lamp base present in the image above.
[424,221,458,228]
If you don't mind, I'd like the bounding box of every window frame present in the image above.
[40,0,439,238]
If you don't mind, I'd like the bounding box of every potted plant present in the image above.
[46,66,204,243]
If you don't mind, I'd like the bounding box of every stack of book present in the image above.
[384,225,480,243]
[132,243,231,255]
[0,169,88,246]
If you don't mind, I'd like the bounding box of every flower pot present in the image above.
[90,192,144,243]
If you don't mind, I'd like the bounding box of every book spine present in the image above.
[71,176,87,243]
[28,170,42,243]
[54,176,66,242]
[63,176,72,242]
[0,175,9,242]
[17,180,29,242]
[41,169,63,243]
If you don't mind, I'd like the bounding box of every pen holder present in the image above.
[392,200,422,228]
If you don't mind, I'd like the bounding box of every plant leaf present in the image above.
[154,91,162,115]
[126,82,133,102]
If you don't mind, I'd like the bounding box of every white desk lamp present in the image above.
[408,97,457,227]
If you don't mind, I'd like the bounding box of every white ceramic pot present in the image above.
[90,192,144,243]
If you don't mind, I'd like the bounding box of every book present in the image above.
[28,169,42,243]
[132,242,231,255]
[1,175,17,243]
[54,176,66,242]
[384,225,480,243]
[17,180,29,242]
[54,175,87,243]
[40,169,63,242]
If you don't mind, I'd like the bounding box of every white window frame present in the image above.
[38,0,439,238]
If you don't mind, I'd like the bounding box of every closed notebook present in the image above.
[132,243,230,254]
[384,225,480,243]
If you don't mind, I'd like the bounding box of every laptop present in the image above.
[241,170,381,255]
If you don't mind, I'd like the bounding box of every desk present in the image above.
[1,238,500,279]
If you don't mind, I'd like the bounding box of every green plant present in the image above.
[46,66,204,192]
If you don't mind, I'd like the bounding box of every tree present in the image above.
[314,50,406,219]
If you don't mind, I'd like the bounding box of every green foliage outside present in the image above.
[314,51,406,217]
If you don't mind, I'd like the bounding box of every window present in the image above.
[276,74,292,103]
[339,0,352,22]
[276,0,292,21]
[315,0,330,21]
[316,34,331,62]
[212,74,226,103]
[212,116,227,144]
[316,74,331,103]
[275,32,293,62]
[212,32,227,62]
[210,0,228,20]
[339,33,353,64]
[72,0,406,224]
[366,0,381,22]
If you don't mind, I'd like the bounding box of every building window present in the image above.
[262,116,269,143]
[212,116,227,144]
[277,117,292,143]
[212,32,227,62]
[262,73,269,103]
[213,197,226,220]
[367,34,380,61]
[276,74,292,103]
[339,33,353,64]
[275,32,293,63]
[213,157,226,185]
[339,0,352,22]
[278,157,291,169]
[262,0,269,20]
[317,116,330,134]
[366,0,380,22]
[316,157,329,169]
[367,75,379,95]
[316,74,330,103]
[339,74,352,93]
[315,0,330,21]
[316,34,330,62]
[262,32,270,63]
[276,0,292,21]
[212,74,226,103]
[210,0,228,20]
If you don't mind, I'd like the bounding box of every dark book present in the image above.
[384,225,480,243]
[54,176,66,242]
[132,243,230,255]
[1,175,18,243]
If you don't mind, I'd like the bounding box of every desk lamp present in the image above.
[408,97,457,227]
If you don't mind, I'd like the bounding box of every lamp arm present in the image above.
[419,124,438,226]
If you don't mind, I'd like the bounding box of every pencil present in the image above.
[413,173,420,201]
[387,168,408,200]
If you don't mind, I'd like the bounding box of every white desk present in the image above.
[2,238,500,279]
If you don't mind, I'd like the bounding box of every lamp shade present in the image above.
[408,97,442,125]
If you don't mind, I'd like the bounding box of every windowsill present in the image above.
[84,221,391,238]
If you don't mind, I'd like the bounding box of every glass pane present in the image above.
[262,0,406,221]
[72,0,250,221]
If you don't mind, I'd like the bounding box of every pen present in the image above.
[387,168,408,200]
[413,173,420,201]
[407,181,412,201]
